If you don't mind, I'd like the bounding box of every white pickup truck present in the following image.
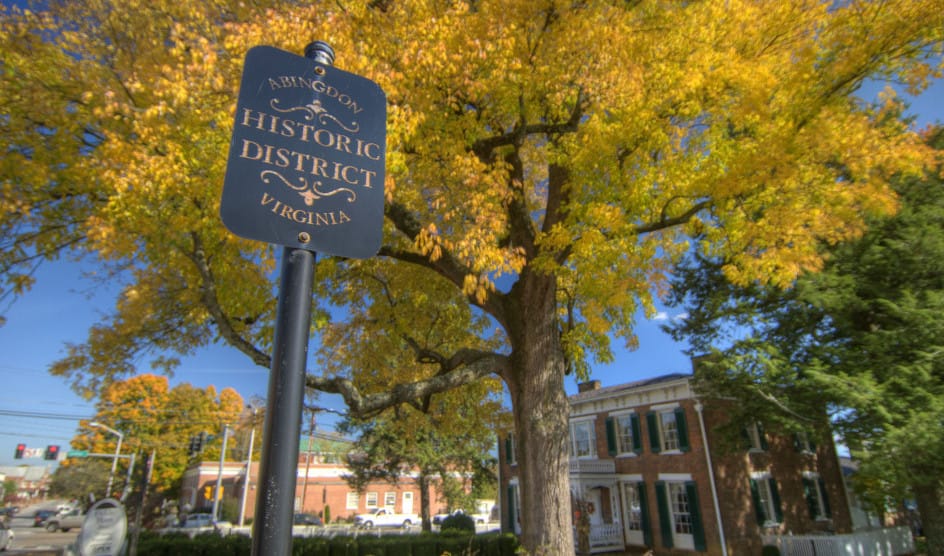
[353,508,419,529]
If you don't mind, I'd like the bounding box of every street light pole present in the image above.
[90,421,124,499]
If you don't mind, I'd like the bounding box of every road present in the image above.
[7,515,79,554]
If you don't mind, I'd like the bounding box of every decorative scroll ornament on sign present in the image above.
[264,98,359,206]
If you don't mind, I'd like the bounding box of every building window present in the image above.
[570,419,597,458]
[803,473,832,521]
[655,480,706,551]
[607,413,642,455]
[504,434,516,465]
[750,474,783,526]
[669,483,693,535]
[647,407,690,454]
[795,431,816,454]
[507,483,521,534]
[384,492,396,509]
[745,422,768,452]
[620,481,651,547]
[346,492,359,510]
[366,492,379,508]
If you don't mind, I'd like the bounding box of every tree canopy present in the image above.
[3,1,943,552]
[65,374,245,497]
[665,127,944,553]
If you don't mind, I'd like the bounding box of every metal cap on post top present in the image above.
[304,41,335,65]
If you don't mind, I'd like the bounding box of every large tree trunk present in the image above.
[502,273,574,555]
[914,481,944,556]
[419,472,432,532]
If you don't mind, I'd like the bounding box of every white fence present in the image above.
[763,526,915,556]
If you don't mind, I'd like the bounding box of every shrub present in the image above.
[324,504,331,524]
[440,513,476,533]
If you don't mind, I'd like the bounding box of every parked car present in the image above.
[0,520,13,551]
[433,509,491,526]
[32,510,55,527]
[45,508,85,532]
[293,513,322,526]
[180,513,216,528]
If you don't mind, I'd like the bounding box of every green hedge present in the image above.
[135,531,519,556]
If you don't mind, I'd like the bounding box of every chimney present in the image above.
[577,380,601,393]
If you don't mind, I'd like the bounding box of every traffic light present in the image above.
[188,436,198,456]
[14,443,25,459]
[44,445,60,461]
[204,486,212,500]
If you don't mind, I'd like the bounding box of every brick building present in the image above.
[498,373,855,555]
[180,434,450,524]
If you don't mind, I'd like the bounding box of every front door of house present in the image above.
[402,492,413,514]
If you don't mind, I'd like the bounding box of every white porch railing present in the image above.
[762,526,915,556]
[574,523,625,554]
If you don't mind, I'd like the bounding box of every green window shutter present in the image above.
[770,478,783,523]
[803,478,817,519]
[655,481,673,548]
[742,427,753,451]
[631,414,643,454]
[749,479,767,525]
[506,485,516,531]
[504,437,513,463]
[685,481,707,552]
[675,407,690,452]
[818,477,832,518]
[758,423,769,451]
[638,481,653,548]
[605,417,617,455]
[793,433,802,452]
[647,412,661,453]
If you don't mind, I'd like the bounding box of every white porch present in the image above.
[570,458,629,554]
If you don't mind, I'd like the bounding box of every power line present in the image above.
[0,409,91,421]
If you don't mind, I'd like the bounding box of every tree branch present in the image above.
[305,349,509,418]
[188,232,270,368]
[634,199,712,235]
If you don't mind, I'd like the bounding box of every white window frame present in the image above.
[384,492,396,509]
[804,472,830,521]
[508,480,521,535]
[751,472,780,526]
[658,410,681,453]
[570,418,597,459]
[613,411,637,455]
[667,481,695,550]
[366,491,379,508]
[346,492,359,510]
[620,480,646,546]
[505,433,516,464]
[796,431,815,453]
[746,422,766,452]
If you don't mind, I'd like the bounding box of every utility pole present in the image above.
[239,418,256,527]
[128,450,154,556]
[300,409,316,512]
[211,424,231,522]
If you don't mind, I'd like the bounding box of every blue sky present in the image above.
[0,79,941,468]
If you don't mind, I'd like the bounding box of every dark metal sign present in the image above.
[221,45,386,258]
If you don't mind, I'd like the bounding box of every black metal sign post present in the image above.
[220,41,385,556]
